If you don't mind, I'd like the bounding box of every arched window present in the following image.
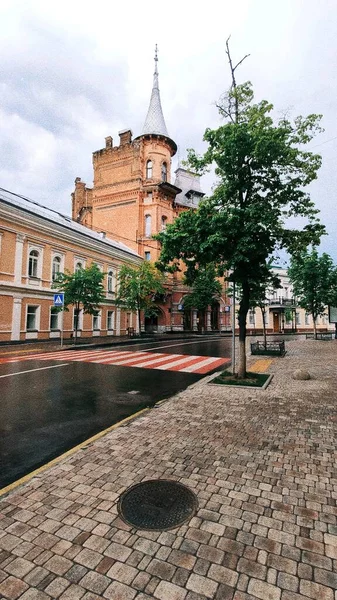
[52,256,61,281]
[146,160,153,179]
[75,262,83,272]
[161,216,167,231]
[28,250,39,278]
[145,214,151,237]
[161,162,167,182]
[107,269,116,293]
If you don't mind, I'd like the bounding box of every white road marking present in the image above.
[130,338,223,352]
[80,352,146,365]
[180,357,220,372]
[156,355,201,370]
[130,353,182,368]
[0,364,69,378]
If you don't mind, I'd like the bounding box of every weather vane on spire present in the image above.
[154,44,158,74]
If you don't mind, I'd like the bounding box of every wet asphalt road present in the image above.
[0,336,231,488]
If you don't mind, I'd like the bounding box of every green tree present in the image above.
[182,265,222,332]
[249,267,281,347]
[53,264,105,344]
[228,264,281,347]
[157,40,325,378]
[115,262,165,334]
[288,248,337,338]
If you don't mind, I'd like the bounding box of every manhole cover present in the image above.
[118,479,198,531]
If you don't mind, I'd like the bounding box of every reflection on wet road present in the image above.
[0,336,231,488]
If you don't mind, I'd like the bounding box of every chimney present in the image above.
[118,129,132,146]
[105,136,113,149]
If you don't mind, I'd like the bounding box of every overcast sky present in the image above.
[1,0,337,261]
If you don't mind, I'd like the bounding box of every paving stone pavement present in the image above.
[0,339,336,600]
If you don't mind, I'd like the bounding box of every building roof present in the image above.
[141,45,169,138]
[0,187,140,258]
[174,167,205,208]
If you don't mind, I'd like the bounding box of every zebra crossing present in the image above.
[0,348,229,374]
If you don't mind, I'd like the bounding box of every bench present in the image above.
[306,332,333,340]
[251,340,286,356]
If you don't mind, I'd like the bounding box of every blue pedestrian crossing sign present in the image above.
[53,293,64,307]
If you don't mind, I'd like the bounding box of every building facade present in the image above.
[245,267,334,335]
[0,189,142,343]
[71,47,230,332]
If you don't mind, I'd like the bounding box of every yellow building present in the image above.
[0,188,142,343]
[245,267,333,335]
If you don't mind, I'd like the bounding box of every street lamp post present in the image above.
[232,281,236,375]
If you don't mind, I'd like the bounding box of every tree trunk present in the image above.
[237,280,250,378]
[313,315,317,339]
[74,305,79,346]
[137,298,141,336]
[261,306,267,348]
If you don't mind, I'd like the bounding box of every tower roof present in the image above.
[142,45,169,137]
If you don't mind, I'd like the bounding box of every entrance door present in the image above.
[211,302,220,330]
[273,312,280,333]
[145,315,158,333]
[183,310,192,331]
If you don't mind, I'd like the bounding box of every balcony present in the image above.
[268,297,296,308]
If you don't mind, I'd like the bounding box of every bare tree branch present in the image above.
[225,37,250,123]
[233,54,250,72]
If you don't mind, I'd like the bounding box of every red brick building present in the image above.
[72,48,230,332]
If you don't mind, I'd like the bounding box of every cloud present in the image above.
[1,0,337,261]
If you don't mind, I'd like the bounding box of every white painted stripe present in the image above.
[42,349,132,362]
[0,364,69,378]
[90,352,166,366]
[121,337,222,352]
[180,357,220,372]
[77,351,143,364]
[128,353,182,368]
[156,355,201,370]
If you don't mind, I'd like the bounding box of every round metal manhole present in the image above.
[118,479,198,531]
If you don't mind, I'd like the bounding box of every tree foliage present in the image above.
[115,262,165,333]
[157,41,325,377]
[53,263,105,344]
[232,264,281,347]
[288,248,337,337]
[182,265,222,331]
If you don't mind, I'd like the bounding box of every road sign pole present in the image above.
[232,281,236,375]
[60,310,64,348]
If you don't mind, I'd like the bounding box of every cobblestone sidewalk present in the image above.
[0,339,336,599]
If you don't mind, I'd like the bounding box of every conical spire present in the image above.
[142,45,169,137]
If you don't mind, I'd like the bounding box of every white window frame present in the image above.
[161,216,167,231]
[161,162,167,182]
[107,268,116,293]
[144,251,151,261]
[51,254,64,282]
[74,258,86,272]
[27,245,43,281]
[145,214,151,237]
[107,310,115,332]
[26,305,40,337]
[249,309,255,326]
[146,160,153,179]
[73,307,83,331]
[50,307,60,331]
[93,310,101,336]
